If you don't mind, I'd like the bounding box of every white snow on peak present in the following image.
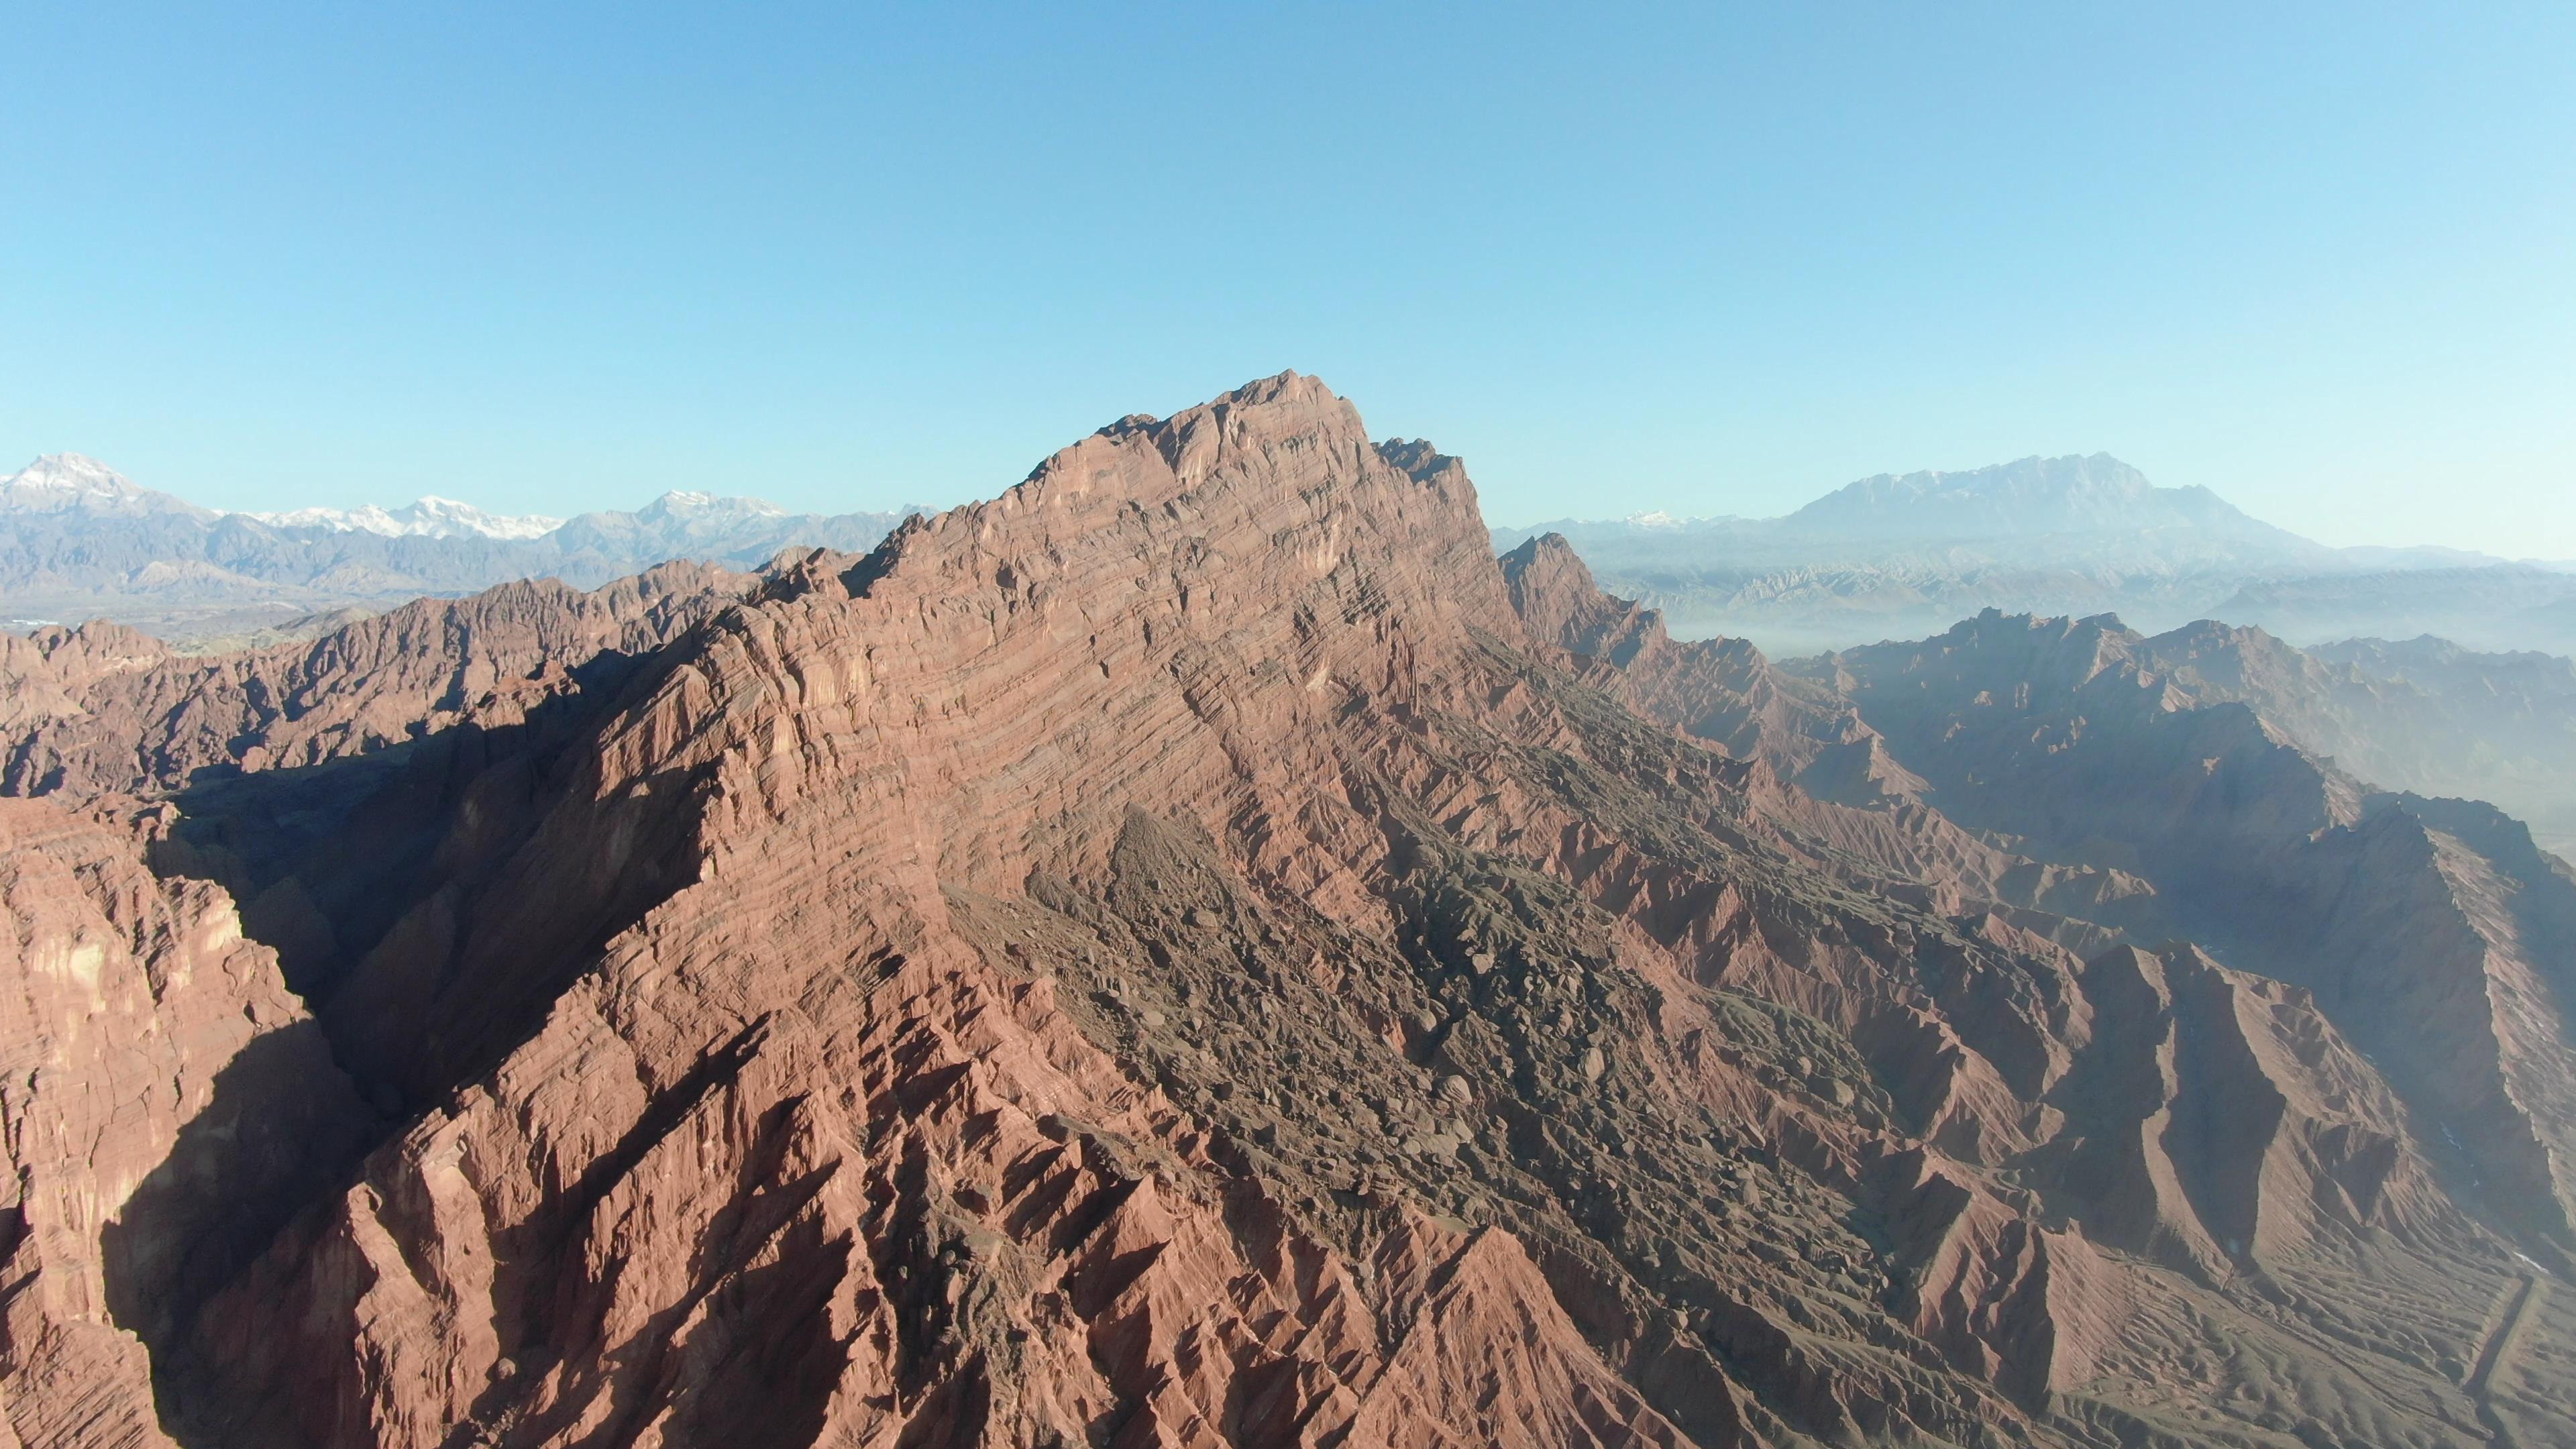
[1,454,564,537]
[643,489,786,518]
[248,496,566,540]
[1,453,211,518]
[7,453,130,496]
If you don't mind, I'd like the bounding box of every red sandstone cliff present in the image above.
[0,800,367,1448]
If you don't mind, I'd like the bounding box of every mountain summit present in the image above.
[1778,452,2306,544]
[0,374,2567,1446]
[0,453,214,520]
[1494,453,2550,655]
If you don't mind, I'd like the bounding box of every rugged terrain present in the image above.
[2121,625,2576,860]
[2209,568,2576,659]
[1,376,2570,1447]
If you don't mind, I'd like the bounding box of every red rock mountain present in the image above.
[0,374,2567,1447]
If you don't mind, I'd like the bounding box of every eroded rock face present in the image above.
[0,799,367,1449]
[1,374,2571,1448]
[1807,610,2576,1259]
[1,559,747,800]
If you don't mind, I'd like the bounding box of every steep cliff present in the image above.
[0,800,368,1449]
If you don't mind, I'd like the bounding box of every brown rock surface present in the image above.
[1,559,746,799]
[0,374,2567,1446]
[1805,610,2576,1260]
[0,799,366,1449]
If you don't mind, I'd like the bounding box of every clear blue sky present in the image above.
[5,3,2571,553]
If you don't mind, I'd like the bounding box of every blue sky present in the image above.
[4,3,2571,553]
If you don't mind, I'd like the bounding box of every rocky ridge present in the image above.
[1794,611,2576,1271]
[0,798,368,1449]
[0,455,916,650]
[0,378,2567,1446]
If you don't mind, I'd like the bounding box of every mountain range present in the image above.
[0,453,925,648]
[1,375,2569,1447]
[21,447,2576,666]
[245,496,567,540]
[1495,453,2576,657]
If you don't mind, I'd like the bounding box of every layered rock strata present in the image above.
[0,376,2565,1446]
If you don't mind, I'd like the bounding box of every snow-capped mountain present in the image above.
[0,453,928,645]
[247,496,566,541]
[643,489,786,518]
[0,453,214,519]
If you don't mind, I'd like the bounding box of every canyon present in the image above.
[1,374,2571,1447]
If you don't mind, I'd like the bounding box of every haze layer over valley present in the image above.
[1496,453,2576,659]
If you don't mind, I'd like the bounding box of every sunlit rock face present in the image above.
[1,375,2569,1448]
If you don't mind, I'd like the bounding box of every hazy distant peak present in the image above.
[639,489,790,519]
[1,453,215,519]
[1488,451,2324,588]
[1780,453,2294,543]
[9,452,126,491]
[1835,451,2141,492]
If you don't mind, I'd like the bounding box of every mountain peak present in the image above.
[637,490,788,520]
[1010,371,1366,511]
[1,453,213,519]
[835,372,1495,648]
[1782,453,2244,540]
[8,384,2576,1447]
[14,451,123,483]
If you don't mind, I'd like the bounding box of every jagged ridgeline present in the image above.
[1,374,2569,1448]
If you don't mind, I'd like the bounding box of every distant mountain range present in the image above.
[0,453,926,647]
[18,447,2576,662]
[246,495,567,540]
[1496,453,2576,657]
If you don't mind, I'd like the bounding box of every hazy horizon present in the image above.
[18,433,2573,568]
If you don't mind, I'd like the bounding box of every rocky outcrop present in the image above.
[1,376,2567,1446]
[1501,534,1898,799]
[1,560,748,800]
[0,622,169,731]
[2147,623,2576,859]
[0,800,366,1449]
